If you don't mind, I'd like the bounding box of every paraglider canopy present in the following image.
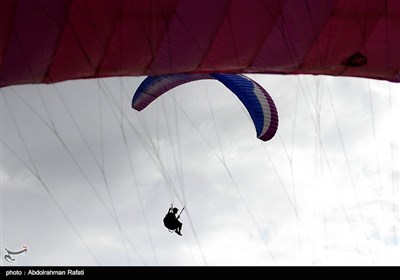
[1,0,400,88]
[132,73,279,141]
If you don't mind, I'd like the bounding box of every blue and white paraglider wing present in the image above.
[132,73,278,141]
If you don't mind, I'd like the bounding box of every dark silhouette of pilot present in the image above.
[163,206,183,236]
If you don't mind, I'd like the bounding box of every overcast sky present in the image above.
[1,74,399,266]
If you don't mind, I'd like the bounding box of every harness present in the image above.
[164,206,185,233]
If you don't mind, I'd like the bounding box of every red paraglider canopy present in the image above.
[1,0,400,88]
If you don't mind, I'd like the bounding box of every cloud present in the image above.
[1,74,400,266]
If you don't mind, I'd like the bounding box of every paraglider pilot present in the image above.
[163,205,183,236]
